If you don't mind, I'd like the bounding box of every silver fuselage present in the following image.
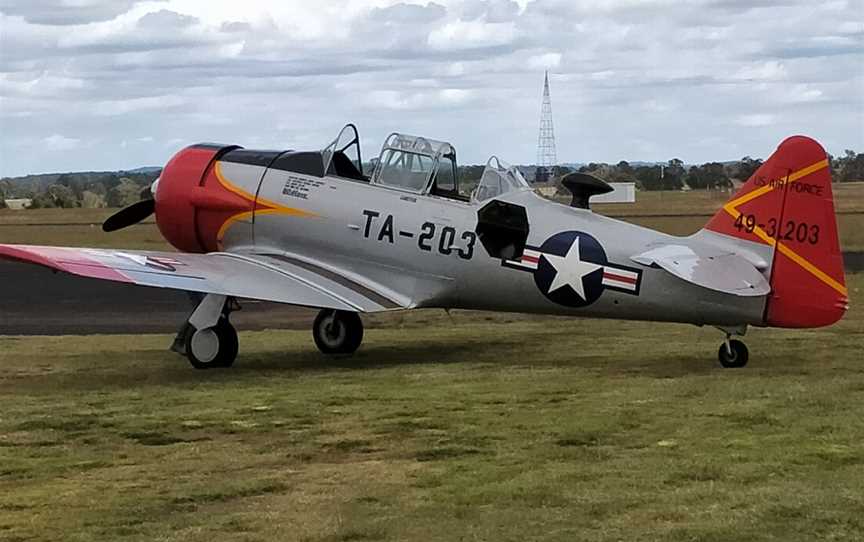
[217,161,766,327]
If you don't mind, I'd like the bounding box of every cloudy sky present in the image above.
[0,0,862,177]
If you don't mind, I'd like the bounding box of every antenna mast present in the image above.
[536,71,557,183]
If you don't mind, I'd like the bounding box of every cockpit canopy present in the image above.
[322,124,366,181]
[471,156,532,203]
[321,125,530,204]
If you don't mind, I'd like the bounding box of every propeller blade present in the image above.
[102,199,155,232]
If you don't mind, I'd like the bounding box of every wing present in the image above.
[0,244,406,312]
[631,243,771,297]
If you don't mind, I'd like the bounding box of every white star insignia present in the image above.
[542,237,602,300]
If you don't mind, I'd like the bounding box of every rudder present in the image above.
[704,135,847,328]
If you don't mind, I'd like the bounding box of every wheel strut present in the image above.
[716,326,749,369]
[174,294,241,369]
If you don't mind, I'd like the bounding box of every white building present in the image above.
[591,182,636,204]
[3,198,32,210]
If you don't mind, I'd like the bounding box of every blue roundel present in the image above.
[533,231,608,308]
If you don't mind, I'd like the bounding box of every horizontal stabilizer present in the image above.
[632,244,770,297]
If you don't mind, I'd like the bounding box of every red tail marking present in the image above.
[704,135,847,328]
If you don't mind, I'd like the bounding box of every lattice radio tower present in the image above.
[536,71,557,180]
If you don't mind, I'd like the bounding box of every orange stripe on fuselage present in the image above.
[212,161,320,249]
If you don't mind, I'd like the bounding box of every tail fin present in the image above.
[704,135,847,328]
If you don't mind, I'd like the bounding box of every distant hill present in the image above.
[2,167,161,185]
[124,166,162,174]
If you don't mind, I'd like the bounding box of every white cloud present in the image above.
[427,19,518,50]
[92,95,188,116]
[0,0,154,25]
[43,134,82,150]
[733,60,787,81]
[527,52,562,70]
[366,88,476,110]
[0,0,861,176]
[735,114,774,127]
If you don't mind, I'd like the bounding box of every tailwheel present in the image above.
[718,339,748,368]
[313,309,363,355]
[185,318,239,369]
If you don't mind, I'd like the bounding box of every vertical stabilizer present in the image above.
[703,136,847,328]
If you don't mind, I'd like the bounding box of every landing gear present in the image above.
[313,309,363,354]
[715,326,749,368]
[185,318,239,369]
[174,293,240,369]
[718,338,749,368]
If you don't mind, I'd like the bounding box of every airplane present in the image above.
[0,125,848,369]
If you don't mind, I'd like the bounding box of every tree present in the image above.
[39,184,78,208]
[730,156,762,183]
[535,166,549,184]
[80,190,106,209]
[664,158,685,190]
[551,165,572,180]
[635,166,662,191]
[29,193,57,209]
[106,178,144,207]
[686,162,730,190]
[607,161,636,183]
[836,150,864,182]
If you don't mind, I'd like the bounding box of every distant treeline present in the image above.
[531,149,863,192]
[0,170,161,209]
[1,150,862,209]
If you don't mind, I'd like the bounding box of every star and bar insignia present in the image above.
[503,230,643,308]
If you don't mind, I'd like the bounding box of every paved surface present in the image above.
[0,261,317,335]
[1,253,861,335]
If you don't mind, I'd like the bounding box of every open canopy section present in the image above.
[322,124,366,181]
[471,156,532,203]
[371,133,457,194]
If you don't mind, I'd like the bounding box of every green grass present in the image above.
[1,275,862,541]
[592,181,864,216]
[0,223,165,249]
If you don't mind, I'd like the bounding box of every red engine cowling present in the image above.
[155,143,251,253]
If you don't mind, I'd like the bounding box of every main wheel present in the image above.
[313,310,363,355]
[718,339,748,368]
[185,318,239,369]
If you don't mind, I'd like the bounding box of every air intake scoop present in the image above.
[560,173,613,209]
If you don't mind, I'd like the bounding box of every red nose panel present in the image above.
[155,144,244,253]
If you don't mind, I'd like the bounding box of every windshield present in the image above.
[471,156,531,202]
[377,149,435,192]
[371,132,456,193]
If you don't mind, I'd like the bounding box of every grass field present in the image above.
[3,183,864,250]
[591,182,864,216]
[1,275,862,541]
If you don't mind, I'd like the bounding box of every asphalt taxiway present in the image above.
[2,253,862,335]
[0,261,316,335]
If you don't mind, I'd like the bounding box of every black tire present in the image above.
[185,318,239,369]
[718,339,748,368]
[313,310,363,355]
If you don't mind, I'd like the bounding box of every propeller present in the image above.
[102,179,159,232]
